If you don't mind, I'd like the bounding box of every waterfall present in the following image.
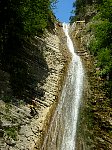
[42,23,84,150]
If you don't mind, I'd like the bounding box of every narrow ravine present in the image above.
[42,23,84,150]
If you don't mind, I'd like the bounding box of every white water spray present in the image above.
[62,23,84,150]
[42,23,84,150]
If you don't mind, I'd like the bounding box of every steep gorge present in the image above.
[1,1,112,149]
[0,25,71,150]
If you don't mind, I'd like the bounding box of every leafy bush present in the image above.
[99,0,112,22]
[21,0,51,36]
[97,48,112,76]
[94,21,112,47]
[88,0,112,95]
[5,127,18,140]
[89,20,112,54]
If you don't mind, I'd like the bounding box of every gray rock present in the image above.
[5,137,16,146]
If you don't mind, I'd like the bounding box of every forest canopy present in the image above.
[0,0,57,37]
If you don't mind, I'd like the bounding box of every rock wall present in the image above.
[71,23,112,149]
[0,27,70,150]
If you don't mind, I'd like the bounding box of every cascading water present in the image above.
[42,23,84,150]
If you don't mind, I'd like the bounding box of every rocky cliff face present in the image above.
[0,27,70,150]
[71,22,112,150]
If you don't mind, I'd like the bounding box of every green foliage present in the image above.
[71,0,112,95]
[2,96,12,103]
[70,0,103,22]
[71,0,112,147]
[5,127,17,140]
[21,0,51,35]
[0,0,54,38]
[70,0,93,22]
[88,0,112,96]
[89,20,112,54]
[89,0,112,78]
[99,0,112,22]
[94,21,112,44]
[70,0,86,21]
[97,48,112,76]
[89,38,100,56]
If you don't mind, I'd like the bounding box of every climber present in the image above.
[32,99,37,107]
[29,100,38,116]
